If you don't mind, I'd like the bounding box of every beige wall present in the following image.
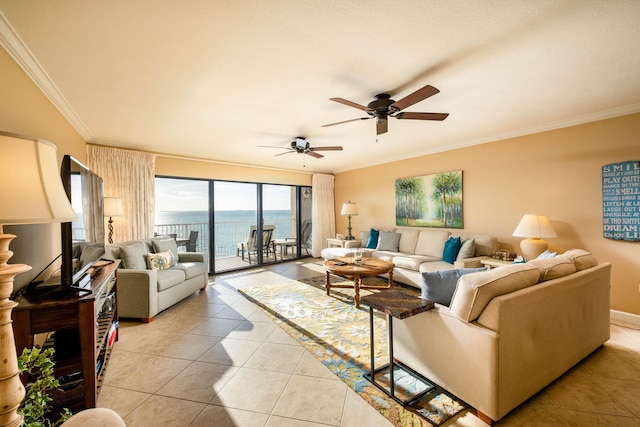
[0,48,88,289]
[334,113,640,314]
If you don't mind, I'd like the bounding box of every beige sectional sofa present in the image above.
[393,249,611,424]
[105,236,208,322]
[321,228,498,288]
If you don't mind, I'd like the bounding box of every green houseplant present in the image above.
[17,347,72,427]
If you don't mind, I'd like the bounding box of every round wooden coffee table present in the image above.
[323,257,395,308]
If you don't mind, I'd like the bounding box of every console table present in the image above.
[361,291,434,404]
[12,260,119,413]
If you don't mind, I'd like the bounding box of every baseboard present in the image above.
[610,309,640,327]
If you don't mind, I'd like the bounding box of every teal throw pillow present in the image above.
[536,249,557,259]
[421,267,486,306]
[366,228,380,249]
[442,236,462,264]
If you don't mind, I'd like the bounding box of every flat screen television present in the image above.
[60,155,106,290]
[25,155,106,297]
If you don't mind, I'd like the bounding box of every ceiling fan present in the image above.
[322,84,449,135]
[259,137,343,158]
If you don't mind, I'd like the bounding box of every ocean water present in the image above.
[155,210,294,256]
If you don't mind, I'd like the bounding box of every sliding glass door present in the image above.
[155,176,312,274]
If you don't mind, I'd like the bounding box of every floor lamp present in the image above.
[0,132,77,427]
[103,197,124,244]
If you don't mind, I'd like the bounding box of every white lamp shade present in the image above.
[512,214,557,238]
[0,132,77,225]
[104,197,124,217]
[340,201,358,216]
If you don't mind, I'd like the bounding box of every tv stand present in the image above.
[12,260,120,413]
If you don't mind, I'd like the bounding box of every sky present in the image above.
[155,178,294,211]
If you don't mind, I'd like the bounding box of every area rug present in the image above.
[238,275,467,426]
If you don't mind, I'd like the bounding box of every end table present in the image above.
[360,291,435,404]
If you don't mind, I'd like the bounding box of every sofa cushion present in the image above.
[376,230,402,252]
[561,249,598,271]
[449,263,540,322]
[528,257,576,282]
[146,250,178,271]
[456,238,476,260]
[119,241,148,270]
[419,260,457,272]
[174,262,207,280]
[152,236,179,257]
[414,230,450,258]
[398,229,420,254]
[392,255,435,271]
[156,268,187,291]
[442,236,462,263]
[366,228,380,249]
[471,235,495,256]
[421,267,487,306]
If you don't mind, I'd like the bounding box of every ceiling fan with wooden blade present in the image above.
[322,84,449,135]
[258,137,343,158]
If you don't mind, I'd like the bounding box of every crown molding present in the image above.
[0,11,92,140]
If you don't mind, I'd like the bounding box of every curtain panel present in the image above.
[87,145,156,242]
[311,174,335,257]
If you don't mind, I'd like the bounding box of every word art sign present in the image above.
[602,161,640,241]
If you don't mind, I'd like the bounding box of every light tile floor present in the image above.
[99,259,640,426]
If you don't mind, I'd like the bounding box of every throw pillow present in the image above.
[442,236,462,264]
[119,241,148,270]
[376,230,401,252]
[536,249,557,259]
[152,237,179,257]
[456,238,476,261]
[366,228,380,249]
[421,267,487,306]
[146,250,178,271]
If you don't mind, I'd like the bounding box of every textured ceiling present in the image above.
[1,0,639,174]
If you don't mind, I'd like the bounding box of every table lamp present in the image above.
[340,201,358,240]
[512,214,558,261]
[104,197,124,244]
[0,132,77,427]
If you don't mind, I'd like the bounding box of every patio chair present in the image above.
[237,225,275,264]
[300,219,312,255]
[186,230,198,251]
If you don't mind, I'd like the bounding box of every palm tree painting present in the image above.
[395,170,463,228]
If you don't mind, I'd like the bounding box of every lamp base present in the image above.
[0,233,29,427]
[520,238,548,261]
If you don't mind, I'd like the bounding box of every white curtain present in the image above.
[81,167,105,243]
[87,145,156,242]
[311,174,335,257]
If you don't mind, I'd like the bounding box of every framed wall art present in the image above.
[602,161,639,241]
[395,170,463,228]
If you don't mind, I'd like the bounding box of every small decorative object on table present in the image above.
[336,233,345,240]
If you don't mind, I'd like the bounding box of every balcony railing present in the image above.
[153,215,298,258]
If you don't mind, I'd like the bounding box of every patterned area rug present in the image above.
[238,275,467,426]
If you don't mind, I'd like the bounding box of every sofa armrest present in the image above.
[344,240,362,248]
[178,252,207,263]
[454,255,490,268]
[116,268,159,319]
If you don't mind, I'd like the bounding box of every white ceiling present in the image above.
[1,1,639,174]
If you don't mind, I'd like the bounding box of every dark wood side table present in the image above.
[361,290,435,405]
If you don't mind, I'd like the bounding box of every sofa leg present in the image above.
[141,317,154,323]
[476,411,494,425]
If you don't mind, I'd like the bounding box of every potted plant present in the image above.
[17,347,72,427]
